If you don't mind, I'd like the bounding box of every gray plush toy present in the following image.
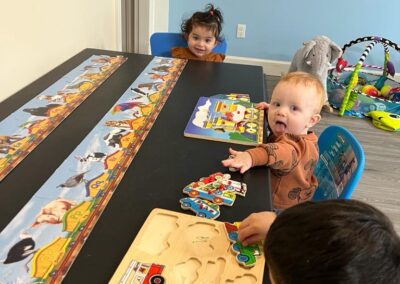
[289,35,342,111]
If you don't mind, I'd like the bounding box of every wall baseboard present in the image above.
[225,55,400,82]
[225,56,290,76]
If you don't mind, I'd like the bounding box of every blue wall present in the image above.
[169,0,400,67]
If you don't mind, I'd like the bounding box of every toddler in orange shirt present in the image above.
[222,72,324,209]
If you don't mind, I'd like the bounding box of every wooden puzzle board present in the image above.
[110,208,265,284]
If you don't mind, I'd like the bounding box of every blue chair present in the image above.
[313,125,365,201]
[150,32,227,57]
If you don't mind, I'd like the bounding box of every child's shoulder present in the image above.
[205,52,225,62]
[171,47,192,59]
[171,47,225,62]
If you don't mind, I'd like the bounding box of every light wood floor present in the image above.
[265,75,400,234]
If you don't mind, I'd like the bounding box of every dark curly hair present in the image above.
[181,4,224,41]
[265,199,400,284]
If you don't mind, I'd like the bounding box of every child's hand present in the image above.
[255,102,270,110]
[221,148,252,174]
[238,211,277,246]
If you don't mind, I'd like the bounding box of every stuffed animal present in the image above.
[289,35,342,112]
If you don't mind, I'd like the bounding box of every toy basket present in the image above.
[327,36,400,117]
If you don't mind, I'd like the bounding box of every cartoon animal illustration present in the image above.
[146,72,166,81]
[137,82,162,91]
[105,119,133,129]
[130,87,156,106]
[75,152,107,163]
[23,104,62,117]
[57,171,89,188]
[37,91,68,103]
[0,134,23,144]
[65,80,93,91]
[81,72,104,83]
[2,232,36,270]
[83,65,99,71]
[103,128,128,148]
[154,58,173,65]
[0,144,15,154]
[111,101,144,115]
[152,65,170,73]
[91,56,123,65]
[131,87,148,97]
[32,198,75,227]
[0,134,24,154]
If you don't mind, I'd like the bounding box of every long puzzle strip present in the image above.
[0,57,187,283]
[0,55,127,182]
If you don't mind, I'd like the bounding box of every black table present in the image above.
[0,48,272,283]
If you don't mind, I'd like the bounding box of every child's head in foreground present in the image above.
[269,72,325,136]
[180,4,223,58]
[265,199,400,284]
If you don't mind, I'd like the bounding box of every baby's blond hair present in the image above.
[278,72,325,113]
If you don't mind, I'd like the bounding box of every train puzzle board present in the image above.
[110,208,265,284]
[184,96,264,146]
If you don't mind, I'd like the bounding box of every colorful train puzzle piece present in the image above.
[224,222,262,268]
[119,260,165,284]
[182,172,247,206]
[180,197,220,219]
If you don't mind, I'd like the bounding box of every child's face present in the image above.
[187,25,217,58]
[268,81,321,136]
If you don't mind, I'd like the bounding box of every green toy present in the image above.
[367,111,400,131]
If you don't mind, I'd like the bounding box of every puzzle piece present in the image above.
[180,197,220,219]
[120,260,165,284]
[224,222,261,268]
[182,172,247,206]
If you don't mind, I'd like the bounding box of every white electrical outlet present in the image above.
[237,24,246,38]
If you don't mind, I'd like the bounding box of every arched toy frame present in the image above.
[329,36,400,116]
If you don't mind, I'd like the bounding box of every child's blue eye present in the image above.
[290,105,299,111]
[272,102,280,107]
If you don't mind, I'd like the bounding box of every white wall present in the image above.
[0,0,119,102]
[136,0,169,55]
[153,0,169,33]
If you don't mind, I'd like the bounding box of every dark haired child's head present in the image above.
[180,4,223,58]
[265,199,400,284]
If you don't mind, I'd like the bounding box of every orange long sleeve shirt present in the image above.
[247,132,319,209]
[171,47,225,62]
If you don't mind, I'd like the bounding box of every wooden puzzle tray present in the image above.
[110,208,265,284]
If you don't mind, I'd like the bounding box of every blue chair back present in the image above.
[150,32,227,57]
[313,125,365,201]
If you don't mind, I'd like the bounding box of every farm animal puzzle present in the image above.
[0,55,126,181]
[0,56,186,283]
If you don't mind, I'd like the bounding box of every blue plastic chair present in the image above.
[150,32,227,57]
[313,125,365,201]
